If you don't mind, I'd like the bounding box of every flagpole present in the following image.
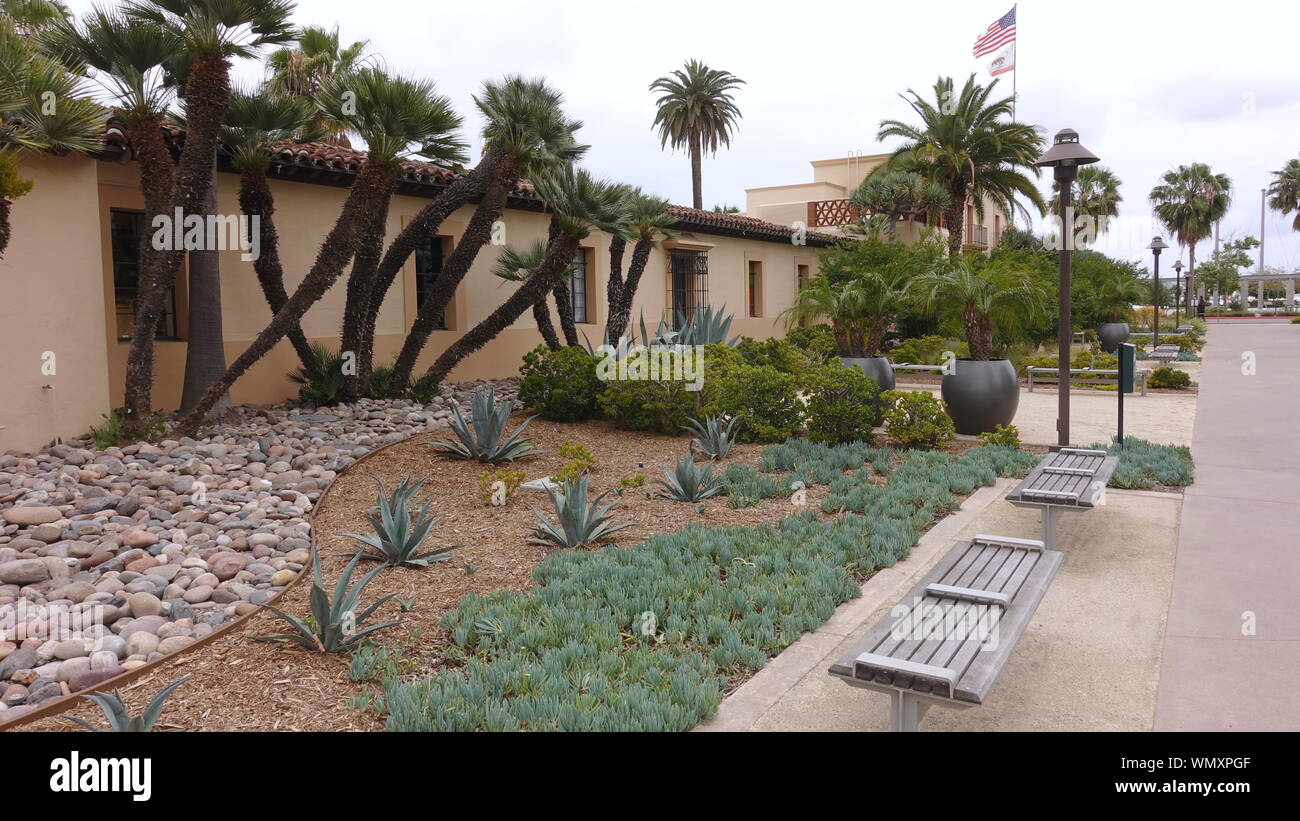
[1012,3,1018,121]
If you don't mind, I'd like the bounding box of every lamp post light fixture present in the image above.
[1035,128,1100,448]
[1172,259,1185,328]
[1147,236,1168,350]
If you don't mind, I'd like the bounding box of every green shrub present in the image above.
[552,441,596,484]
[703,363,803,443]
[978,424,1021,448]
[1148,366,1191,389]
[880,390,955,450]
[288,343,346,405]
[89,407,167,449]
[734,337,817,382]
[519,345,602,422]
[804,363,882,444]
[888,335,968,365]
[1088,437,1194,488]
[597,348,703,433]
[1160,334,1200,353]
[1292,316,1300,324]
[784,324,837,363]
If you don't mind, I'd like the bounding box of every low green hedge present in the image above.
[379,444,1036,731]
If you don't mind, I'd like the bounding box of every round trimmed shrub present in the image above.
[805,364,882,444]
[1148,366,1191,389]
[703,362,803,443]
[881,390,956,450]
[597,348,701,433]
[519,345,602,422]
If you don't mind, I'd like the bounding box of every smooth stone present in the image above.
[156,635,195,655]
[0,559,49,585]
[127,592,162,618]
[124,632,159,657]
[2,506,62,526]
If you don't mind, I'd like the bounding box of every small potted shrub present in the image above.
[914,261,1046,435]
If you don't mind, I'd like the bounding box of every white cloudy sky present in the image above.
[67,0,1300,275]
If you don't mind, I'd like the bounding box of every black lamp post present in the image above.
[1172,259,1184,327]
[1036,128,1100,448]
[1147,236,1168,349]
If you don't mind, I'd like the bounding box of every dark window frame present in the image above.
[109,208,180,341]
[414,235,447,330]
[667,249,709,330]
[570,248,589,324]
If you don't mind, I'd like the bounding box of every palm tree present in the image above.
[1092,268,1145,324]
[1149,162,1232,314]
[2,0,69,34]
[0,12,104,257]
[1266,158,1300,232]
[913,261,1047,361]
[220,87,320,369]
[179,67,465,430]
[418,166,631,387]
[850,168,950,240]
[781,269,908,359]
[492,237,566,350]
[649,59,744,210]
[388,75,586,392]
[265,24,367,145]
[605,189,674,345]
[1050,165,1122,240]
[877,74,1046,259]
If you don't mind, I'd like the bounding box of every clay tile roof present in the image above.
[663,204,840,244]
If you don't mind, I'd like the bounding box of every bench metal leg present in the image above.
[1040,506,1058,550]
[889,690,929,732]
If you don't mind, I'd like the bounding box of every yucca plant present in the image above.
[66,675,191,732]
[341,476,458,568]
[683,415,739,460]
[528,477,633,549]
[657,455,724,502]
[256,548,400,653]
[425,388,544,463]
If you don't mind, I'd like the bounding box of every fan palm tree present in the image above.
[1149,162,1232,313]
[418,166,631,387]
[850,168,950,240]
[781,278,867,358]
[388,75,587,392]
[1266,158,1300,232]
[913,261,1047,361]
[606,189,674,345]
[180,67,465,429]
[2,0,69,34]
[1050,165,1122,241]
[1092,267,1145,324]
[0,12,105,257]
[877,74,1046,259]
[265,24,367,145]
[221,87,320,369]
[649,59,744,210]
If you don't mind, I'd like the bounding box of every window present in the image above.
[796,264,811,327]
[110,209,178,340]
[414,235,446,330]
[667,249,708,329]
[570,249,588,323]
[747,260,763,317]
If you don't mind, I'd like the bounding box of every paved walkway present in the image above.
[1154,318,1300,730]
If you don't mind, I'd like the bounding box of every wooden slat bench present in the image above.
[1149,344,1180,366]
[1027,366,1148,396]
[1004,448,1119,548]
[828,534,1063,731]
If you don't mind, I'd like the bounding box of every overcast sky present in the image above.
[68,0,1300,276]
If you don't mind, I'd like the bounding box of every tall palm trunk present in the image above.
[340,177,395,398]
[178,161,397,431]
[1186,245,1197,317]
[943,188,966,260]
[605,237,653,344]
[0,198,11,257]
[360,144,503,354]
[552,277,579,346]
[965,304,994,361]
[532,294,561,350]
[179,156,230,416]
[124,54,232,426]
[238,167,313,369]
[689,130,703,210]
[419,233,581,387]
[391,161,519,391]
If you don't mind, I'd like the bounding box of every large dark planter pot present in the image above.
[1097,322,1131,353]
[940,358,1019,435]
[841,356,895,392]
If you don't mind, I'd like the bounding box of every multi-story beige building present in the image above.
[745,153,1008,249]
[0,140,839,452]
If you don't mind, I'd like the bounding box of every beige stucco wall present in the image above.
[0,154,825,451]
[0,154,110,453]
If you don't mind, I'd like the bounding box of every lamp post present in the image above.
[1147,236,1168,350]
[1172,259,1184,327]
[1036,128,1100,449]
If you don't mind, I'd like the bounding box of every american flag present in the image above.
[973,7,1017,58]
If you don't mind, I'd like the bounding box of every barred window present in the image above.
[570,249,588,323]
[110,209,179,341]
[414,236,446,330]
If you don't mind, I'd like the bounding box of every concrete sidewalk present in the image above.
[1154,318,1300,730]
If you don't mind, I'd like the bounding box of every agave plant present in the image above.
[657,455,724,502]
[66,675,191,732]
[678,304,740,346]
[256,548,400,653]
[683,415,739,460]
[528,477,633,549]
[425,388,544,463]
[341,476,458,568]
